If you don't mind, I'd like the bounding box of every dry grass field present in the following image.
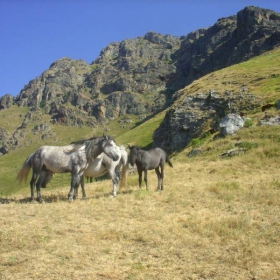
[1,136,280,279]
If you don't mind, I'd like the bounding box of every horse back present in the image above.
[138,148,165,170]
[39,145,87,173]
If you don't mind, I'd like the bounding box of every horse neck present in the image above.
[85,139,103,159]
[137,149,145,158]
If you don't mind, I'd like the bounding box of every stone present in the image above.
[219,114,245,136]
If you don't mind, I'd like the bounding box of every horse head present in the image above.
[128,145,141,166]
[101,136,120,161]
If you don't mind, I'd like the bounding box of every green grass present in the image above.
[0,105,28,133]
[116,110,166,148]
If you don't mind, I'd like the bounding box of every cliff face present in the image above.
[153,91,263,153]
[152,6,280,153]
[1,6,280,154]
[5,6,280,125]
[170,6,280,91]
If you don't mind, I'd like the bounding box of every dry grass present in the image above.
[1,153,279,280]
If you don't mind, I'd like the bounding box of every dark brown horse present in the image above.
[129,145,173,191]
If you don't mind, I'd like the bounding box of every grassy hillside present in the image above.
[179,46,280,103]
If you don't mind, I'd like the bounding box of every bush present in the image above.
[190,138,202,147]
[244,118,253,127]
[39,99,46,108]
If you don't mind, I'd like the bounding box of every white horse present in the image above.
[17,136,120,202]
[80,145,129,197]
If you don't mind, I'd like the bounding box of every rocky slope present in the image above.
[1,6,280,154]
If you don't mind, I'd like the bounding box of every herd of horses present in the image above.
[16,135,173,203]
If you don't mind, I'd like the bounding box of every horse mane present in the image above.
[130,145,141,150]
[71,135,115,145]
[72,135,115,159]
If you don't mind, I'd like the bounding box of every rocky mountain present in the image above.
[1,6,280,154]
[170,6,280,91]
[153,6,280,153]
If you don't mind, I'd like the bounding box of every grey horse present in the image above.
[80,145,129,198]
[40,145,129,198]
[129,145,173,191]
[17,136,119,202]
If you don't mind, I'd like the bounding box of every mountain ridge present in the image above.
[1,5,280,157]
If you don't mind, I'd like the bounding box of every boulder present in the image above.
[219,114,245,136]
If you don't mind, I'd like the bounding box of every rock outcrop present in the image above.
[153,92,263,154]
[0,94,14,110]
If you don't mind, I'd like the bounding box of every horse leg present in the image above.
[69,162,84,201]
[68,174,78,201]
[73,175,81,200]
[30,171,38,202]
[35,171,48,203]
[80,175,87,199]
[144,170,148,190]
[108,168,120,197]
[138,169,143,189]
[155,167,161,191]
[160,164,165,190]
[112,175,119,197]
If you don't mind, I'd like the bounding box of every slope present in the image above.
[0,47,280,196]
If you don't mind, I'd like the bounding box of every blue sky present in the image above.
[1,0,279,97]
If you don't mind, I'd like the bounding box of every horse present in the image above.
[128,145,173,191]
[16,136,119,202]
[79,145,129,198]
[40,145,129,198]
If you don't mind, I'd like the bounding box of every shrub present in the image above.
[244,118,253,127]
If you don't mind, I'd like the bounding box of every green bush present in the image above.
[244,118,253,127]
[39,99,46,108]
[190,138,202,147]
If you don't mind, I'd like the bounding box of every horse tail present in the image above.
[119,146,129,188]
[16,154,33,183]
[166,156,173,168]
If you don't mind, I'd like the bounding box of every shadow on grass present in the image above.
[0,193,69,204]
[0,189,134,204]
[86,189,134,200]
